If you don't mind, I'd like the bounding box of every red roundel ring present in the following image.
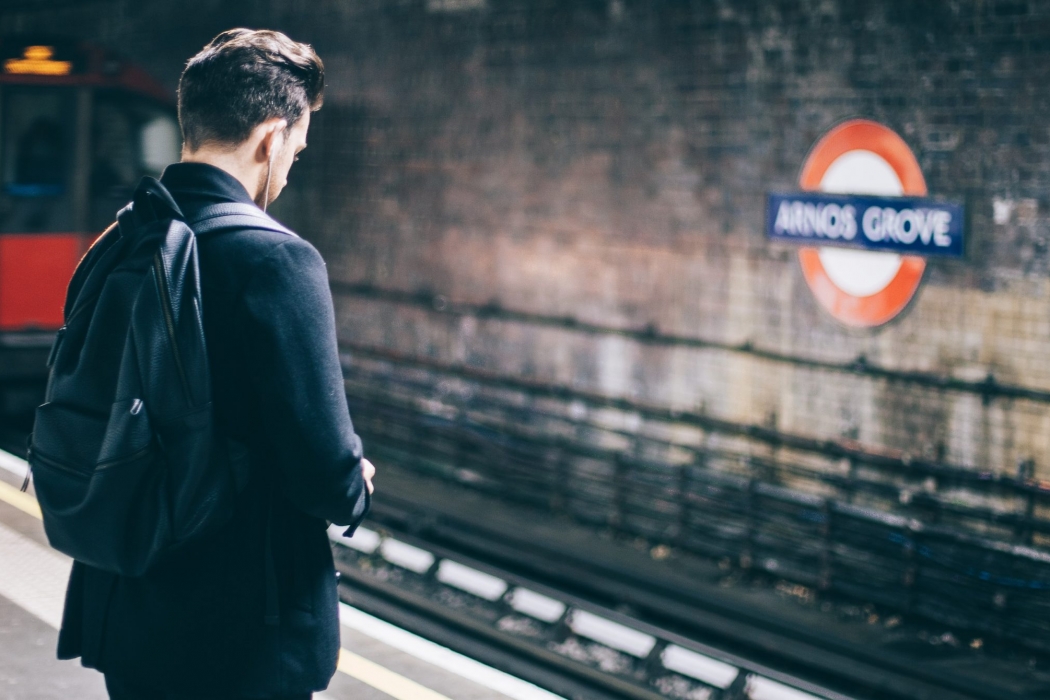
[796,119,927,328]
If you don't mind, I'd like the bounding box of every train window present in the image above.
[90,90,179,231]
[0,87,76,233]
[141,115,180,174]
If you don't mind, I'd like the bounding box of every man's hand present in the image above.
[361,458,375,495]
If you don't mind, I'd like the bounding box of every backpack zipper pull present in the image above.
[21,436,32,492]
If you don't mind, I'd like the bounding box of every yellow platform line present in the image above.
[0,455,456,700]
[339,648,454,700]
[0,478,42,519]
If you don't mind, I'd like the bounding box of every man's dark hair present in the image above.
[178,28,324,150]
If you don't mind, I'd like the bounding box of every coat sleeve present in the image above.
[240,237,370,530]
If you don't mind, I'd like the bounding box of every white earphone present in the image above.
[261,124,286,212]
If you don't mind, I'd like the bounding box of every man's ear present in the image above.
[258,119,289,162]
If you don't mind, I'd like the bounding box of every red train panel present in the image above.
[0,233,83,331]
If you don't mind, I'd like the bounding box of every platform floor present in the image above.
[0,450,561,700]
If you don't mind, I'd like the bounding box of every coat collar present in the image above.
[159,162,255,206]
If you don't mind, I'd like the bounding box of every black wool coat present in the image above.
[56,163,370,696]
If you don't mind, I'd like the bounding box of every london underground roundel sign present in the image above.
[786,120,937,327]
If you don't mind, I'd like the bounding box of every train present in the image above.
[0,37,178,417]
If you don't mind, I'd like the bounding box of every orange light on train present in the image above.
[4,46,73,76]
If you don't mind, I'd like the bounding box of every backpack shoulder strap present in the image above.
[188,203,298,239]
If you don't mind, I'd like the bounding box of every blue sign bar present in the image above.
[766,192,965,258]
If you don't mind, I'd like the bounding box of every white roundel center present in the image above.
[816,150,904,298]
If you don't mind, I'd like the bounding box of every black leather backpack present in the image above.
[27,177,294,576]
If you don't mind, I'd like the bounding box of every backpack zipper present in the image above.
[30,448,90,480]
[152,252,193,401]
[97,444,153,471]
[31,444,153,478]
[46,327,66,368]
[65,288,101,325]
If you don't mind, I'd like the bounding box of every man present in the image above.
[56,29,375,700]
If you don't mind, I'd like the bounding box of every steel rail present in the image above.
[335,514,1004,700]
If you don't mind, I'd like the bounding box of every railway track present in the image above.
[334,496,1030,700]
[332,520,857,700]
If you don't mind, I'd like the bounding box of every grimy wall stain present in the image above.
[5,1,1050,478]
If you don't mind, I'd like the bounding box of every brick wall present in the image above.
[305,0,1050,484]
[5,0,1050,477]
